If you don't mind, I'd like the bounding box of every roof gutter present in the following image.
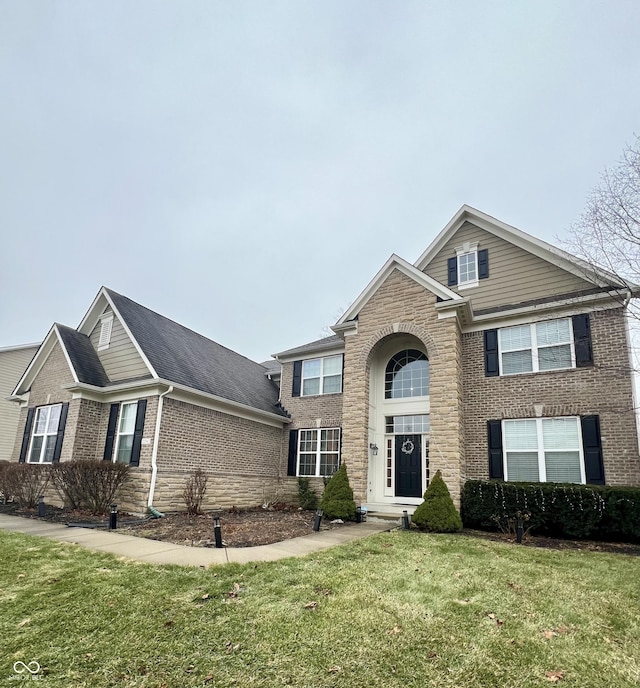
[148,385,173,510]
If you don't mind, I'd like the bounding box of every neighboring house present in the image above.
[0,343,39,460]
[9,206,640,515]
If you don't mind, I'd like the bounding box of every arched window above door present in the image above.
[384,349,429,399]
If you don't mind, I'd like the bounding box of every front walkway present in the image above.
[0,514,393,567]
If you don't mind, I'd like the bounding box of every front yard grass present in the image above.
[1,529,639,687]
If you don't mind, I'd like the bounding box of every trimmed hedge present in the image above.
[461,480,640,543]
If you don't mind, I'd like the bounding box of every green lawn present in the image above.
[1,530,639,688]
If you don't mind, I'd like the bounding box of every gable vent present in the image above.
[98,315,113,350]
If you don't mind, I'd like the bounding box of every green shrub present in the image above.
[50,460,130,514]
[297,477,318,511]
[0,463,50,508]
[412,470,462,532]
[320,463,356,520]
[461,480,640,543]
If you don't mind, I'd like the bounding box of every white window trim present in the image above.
[456,242,479,289]
[27,404,62,464]
[301,355,343,396]
[97,314,114,351]
[113,401,138,464]
[502,416,586,484]
[297,427,341,477]
[498,318,575,376]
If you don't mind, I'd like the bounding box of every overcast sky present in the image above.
[1,1,639,362]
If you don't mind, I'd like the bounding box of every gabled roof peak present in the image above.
[414,205,629,289]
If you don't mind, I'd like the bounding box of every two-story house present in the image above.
[9,206,640,515]
[275,205,640,513]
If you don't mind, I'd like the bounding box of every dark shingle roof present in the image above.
[274,334,344,359]
[259,360,281,376]
[56,324,110,387]
[105,289,285,417]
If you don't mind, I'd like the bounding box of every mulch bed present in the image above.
[119,507,350,548]
[0,501,350,548]
[464,528,640,557]
[2,501,638,553]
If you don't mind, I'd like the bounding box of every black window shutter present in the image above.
[478,249,489,279]
[447,257,458,286]
[18,408,36,463]
[484,329,499,377]
[52,402,69,463]
[572,314,593,367]
[129,399,147,467]
[103,403,120,461]
[287,429,298,476]
[292,361,302,397]
[581,415,605,485]
[487,420,504,480]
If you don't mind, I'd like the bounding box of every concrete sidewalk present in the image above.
[0,513,394,567]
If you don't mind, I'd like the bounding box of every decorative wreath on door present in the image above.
[401,439,415,454]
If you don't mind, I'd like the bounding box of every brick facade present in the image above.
[462,307,640,486]
[152,397,291,511]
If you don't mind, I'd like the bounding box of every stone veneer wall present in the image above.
[341,269,465,505]
[151,397,292,512]
[462,307,640,486]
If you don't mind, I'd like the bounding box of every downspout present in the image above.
[147,385,173,515]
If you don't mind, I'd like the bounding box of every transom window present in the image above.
[503,417,584,483]
[297,428,341,477]
[385,349,429,399]
[500,319,574,375]
[114,402,138,464]
[302,355,342,396]
[28,404,62,464]
[385,415,430,434]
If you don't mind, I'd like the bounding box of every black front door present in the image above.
[395,434,422,498]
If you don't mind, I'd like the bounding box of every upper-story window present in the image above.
[484,314,593,377]
[500,319,573,375]
[458,251,477,285]
[448,244,489,287]
[385,349,429,398]
[299,355,343,396]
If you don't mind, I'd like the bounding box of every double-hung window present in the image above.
[28,404,62,463]
[503,417,584,483]
[302,355,342,396]
[297,428,341,477]
[499,318,574,375]
[114,402,138,464]
[104,399,147,466]
[457,251,478,286]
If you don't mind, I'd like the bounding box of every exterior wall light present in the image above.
[369,443,379,456]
